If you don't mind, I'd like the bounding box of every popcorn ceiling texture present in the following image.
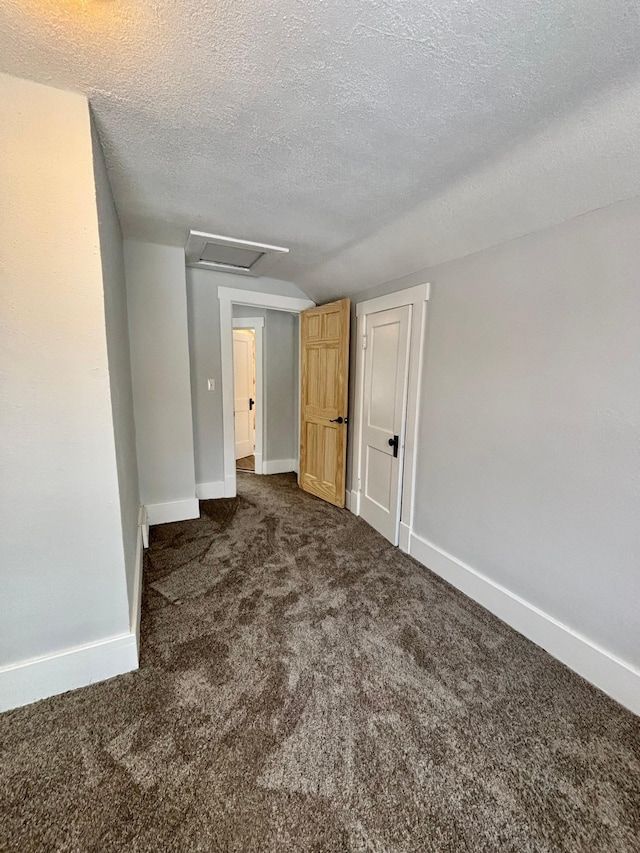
[2,0,640,298]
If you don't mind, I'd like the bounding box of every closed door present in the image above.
[233,329,255,460]
[359,304,411,544]
[299,299,350,507]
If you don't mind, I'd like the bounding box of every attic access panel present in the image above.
[185,231,289,276]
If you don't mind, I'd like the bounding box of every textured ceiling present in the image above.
[2,0,640,299]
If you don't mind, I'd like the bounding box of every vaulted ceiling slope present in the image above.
[2,0,640,300]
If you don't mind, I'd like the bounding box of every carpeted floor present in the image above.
[1,473,639,852]
[236,454,255,472]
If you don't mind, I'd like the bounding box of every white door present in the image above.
[359,305,412,544]
[233,329,255,459]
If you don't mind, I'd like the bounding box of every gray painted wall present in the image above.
[0,74,130,665]
[187,268,308,485]
[352,195,640,671]
[265,310,298,462]
[124,241,197,507]
[91,118,140,617]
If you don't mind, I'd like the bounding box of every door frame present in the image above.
[232,318,264,473]
[349,283,430,551]
[219,286,315,498]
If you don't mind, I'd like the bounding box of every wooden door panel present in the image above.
[299,299,350,507]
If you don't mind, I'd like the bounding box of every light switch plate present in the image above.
[207,379,215,391]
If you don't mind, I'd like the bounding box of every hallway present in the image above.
[1,474,639,851]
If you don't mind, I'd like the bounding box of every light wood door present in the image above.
[299,298,350,507]
[233,329,255,460]
[359,305,411,544]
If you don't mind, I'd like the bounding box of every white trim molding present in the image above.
[145,498,200,526]
[263,458,297,475]
[219,286,315,499]
[345,489,359,512]
[350,283,430,547]
[409,531,640,717]
[0,632,139,713]
[130,508,146,645]
[140,504,149,550]
[196,481,226,499]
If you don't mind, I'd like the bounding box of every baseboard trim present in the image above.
[224,474,236,498]
[398,522,411,553]
[263,459,296,475]
[254,452,263,475]
[140,505,149,549]
[345,489,359,514]
[130,509,145,645]
[145,498,200,526]
[409,532,640,716]
[0,632,139,713]
[196,481,225,500]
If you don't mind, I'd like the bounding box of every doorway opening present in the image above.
[219,287,315,498]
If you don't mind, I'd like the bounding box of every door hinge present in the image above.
[362,335,367,350]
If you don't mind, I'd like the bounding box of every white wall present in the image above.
[0,74,135,708]
[123,241,198,524]
[232,305,299,465]
[351,195,640,711]
[91,117,140,620]
[187,268,309,487]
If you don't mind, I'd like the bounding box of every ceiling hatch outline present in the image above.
[185,231,289,276]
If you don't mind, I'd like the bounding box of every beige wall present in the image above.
[0,75,132,692]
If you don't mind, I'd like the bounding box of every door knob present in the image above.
[249,397,255,410]
[329,416,344,424]
[388,435,399,457]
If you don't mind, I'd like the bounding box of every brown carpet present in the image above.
[1,473,639,852]
[236,454,255,472]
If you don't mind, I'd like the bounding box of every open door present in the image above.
[233,329,256,460]
[299,298,350,507]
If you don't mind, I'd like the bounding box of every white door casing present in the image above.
[359,305,412,544]
[233,330,255,460]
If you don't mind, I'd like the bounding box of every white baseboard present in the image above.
[130,509,145,645]
[292,458,299,474]
[224,474,236,498]
[409,532,640,716]
[0,632,139,713]
[398,522,411,553]
[140,505,149,549]
[263,459,296,475]
[145,498,200,526]
[254,452,263,475]
[196,480,225,500]
[345,489,359,514]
